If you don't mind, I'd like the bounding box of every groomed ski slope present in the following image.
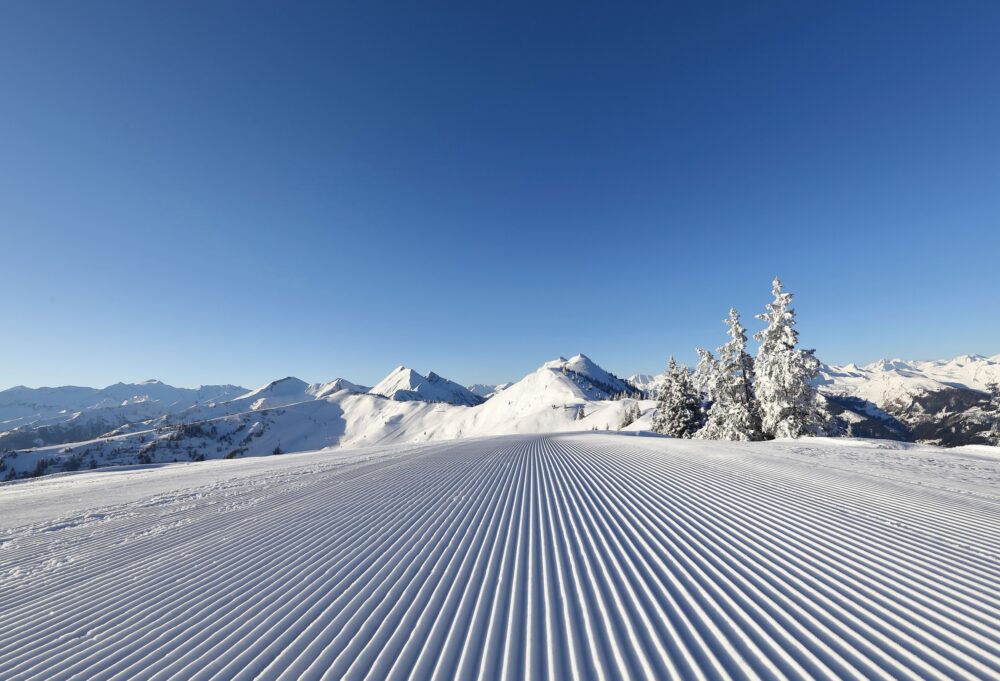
[1,435,998,680]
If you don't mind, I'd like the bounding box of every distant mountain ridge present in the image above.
[1,354,650,479]
[0,382,247,450]
[467,383,511,399]
[817,353,1000,446]
[2,352,997,479]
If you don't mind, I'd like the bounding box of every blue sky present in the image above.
[2,1,998,390]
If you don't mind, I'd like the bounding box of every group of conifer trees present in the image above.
[650,278,826,441]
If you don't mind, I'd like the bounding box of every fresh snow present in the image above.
[1,434,997,679]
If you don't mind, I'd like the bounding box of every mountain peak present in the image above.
[538,354,635,400]
[370,367,482,406]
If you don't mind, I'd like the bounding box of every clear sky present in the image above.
[2,1,998,390]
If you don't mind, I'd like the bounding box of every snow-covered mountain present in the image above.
[0,381,246,450]
[1,354,648,479]
[628,372,664,396]
[308,378,370,399]
[818,353,1000,445]
[369,367,484,406]
[819,354,1000,403]
[3,351,997,480]
[547,354,638,399]
[466,383,511,399]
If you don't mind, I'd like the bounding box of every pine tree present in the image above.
[754,277,825,438]
[692,348,720,403]
[652,357,703,437]
[699,309,764,440]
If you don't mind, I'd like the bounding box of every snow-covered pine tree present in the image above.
[754,277,825,438]
[699,309,764,441]
[692,348,720,401]
[651,357,703,437]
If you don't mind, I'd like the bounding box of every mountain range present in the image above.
[2,352,998,479]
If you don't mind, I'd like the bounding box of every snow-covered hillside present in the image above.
[0,381,246,450]
[2,434,997,679]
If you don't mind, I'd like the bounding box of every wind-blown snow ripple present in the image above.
[0,434,997,680]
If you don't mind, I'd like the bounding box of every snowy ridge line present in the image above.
[0,434,998,680]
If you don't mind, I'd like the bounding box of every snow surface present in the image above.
[1,434,997,680]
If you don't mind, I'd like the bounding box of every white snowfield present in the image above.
[1,435,998,680]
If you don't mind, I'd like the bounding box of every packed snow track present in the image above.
[1,434,998,680]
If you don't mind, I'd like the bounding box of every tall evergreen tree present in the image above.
[699,309,764,441]
[651,357,703,437]
[754,277,824,438]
